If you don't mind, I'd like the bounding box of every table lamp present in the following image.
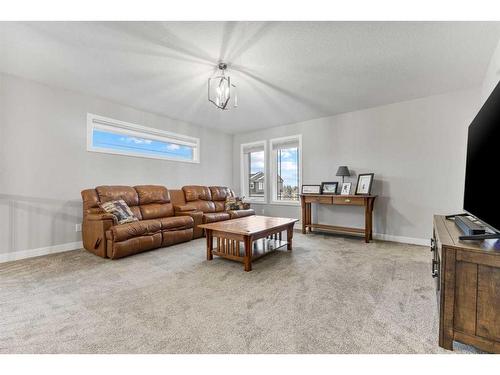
[336,166,350,184]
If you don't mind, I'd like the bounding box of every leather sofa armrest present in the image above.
[174,205,197,213]
[86,213,117,223]
[175,210,204,239]
[82,214,117,258]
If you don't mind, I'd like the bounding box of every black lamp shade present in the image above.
[336,166,350,177]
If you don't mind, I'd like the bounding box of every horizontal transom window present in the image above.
[87,113,200,163]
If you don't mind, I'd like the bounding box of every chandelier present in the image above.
[208,62,238,110]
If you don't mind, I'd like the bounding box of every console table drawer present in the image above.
[304,196,332,204]
[332,196,365,206]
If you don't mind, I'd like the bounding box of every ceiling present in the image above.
[1,21,500,134]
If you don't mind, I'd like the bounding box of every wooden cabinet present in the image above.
[433,215,500,353]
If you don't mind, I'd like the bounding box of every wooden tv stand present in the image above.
[432,215,500,353]
[300,194,376,242]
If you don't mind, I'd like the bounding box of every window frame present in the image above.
[86,113,200,163]
[270,134,302,206]
[240,140,267,204]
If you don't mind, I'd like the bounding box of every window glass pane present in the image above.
[248,150,265,198]
[92,129,194,161]
[276,147,299,201]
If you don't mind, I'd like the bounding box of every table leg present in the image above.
[364,201,373,243]
[306,203,311,233]
[287,225,293,251]
[206,230,213,260]
[301,197,307,234]
[244,236,252,272]
[369,199,374,240]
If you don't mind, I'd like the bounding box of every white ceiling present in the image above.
[1,21,500,134]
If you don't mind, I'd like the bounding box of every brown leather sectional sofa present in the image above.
[81,185,254,259]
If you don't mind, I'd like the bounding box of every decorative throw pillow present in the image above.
[225,196,240,211]
[225,196,250,211]
[100,199,138,224]
[236,196,250,210]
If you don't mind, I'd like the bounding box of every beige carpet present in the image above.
[0,232,479,354]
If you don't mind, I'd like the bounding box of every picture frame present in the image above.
[340,182,352,195]
[355,173,374,195]
[320,182,339,195]
[301,184,321,194]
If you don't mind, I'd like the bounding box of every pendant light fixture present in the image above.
[208,62,238,110]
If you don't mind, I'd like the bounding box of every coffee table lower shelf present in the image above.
[211,238,289,261]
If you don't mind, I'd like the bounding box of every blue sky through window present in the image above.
[249,150,264,174]
[276,148,298,187]
[92,129,194,161]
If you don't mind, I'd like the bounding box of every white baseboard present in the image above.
[373,233,429,246]
[0,241,83,263]
[294,224,429,247]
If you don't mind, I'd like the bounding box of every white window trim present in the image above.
[86,113,200,163]
[270,134,302,206]
[240,140,267,203]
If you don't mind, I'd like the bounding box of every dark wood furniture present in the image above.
[198,215,298,272]
[300,194,376,242]
[432,215,500,353]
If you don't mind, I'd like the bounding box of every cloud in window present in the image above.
[250,151,265,170]
[121,136,153,145]
[279,161,298,171]
[166,144,181,151]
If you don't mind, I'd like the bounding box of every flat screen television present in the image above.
[463,81,500,232]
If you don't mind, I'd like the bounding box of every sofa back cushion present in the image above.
[96,186,142,220]
[182,186,215,213]
[183,185,212,201]
[209,186,234,212]
[135,185,174,220]
[169,189,186,206]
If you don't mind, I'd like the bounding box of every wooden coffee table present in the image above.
[198,215,298,272]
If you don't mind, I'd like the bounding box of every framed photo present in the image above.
[320,182,338,195]
[301,184,321,194]
[355,173,374,195]
[340,182,352,195]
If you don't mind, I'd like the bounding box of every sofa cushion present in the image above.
[107,233,162,259]
[139,203,174,220]
[188,200,216,213]
[100,199,139,224]
[96,186,139,206]
[159,216,194,231]
[162,229,193,247]
[203,212,230,223]
[96,186,142,220]
[228,209,255,219]
[209,186,233,201]
[182,185,212,202]
[107,219,162,242]
[135,185,171,204]
[214,201,225,212]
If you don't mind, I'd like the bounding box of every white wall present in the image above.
[482,38,500,102]
[233,88,481,244]
[0,73,233,260]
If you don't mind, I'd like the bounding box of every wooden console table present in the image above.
[300,194,376,242]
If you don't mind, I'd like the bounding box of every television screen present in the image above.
[463,81,500,232]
